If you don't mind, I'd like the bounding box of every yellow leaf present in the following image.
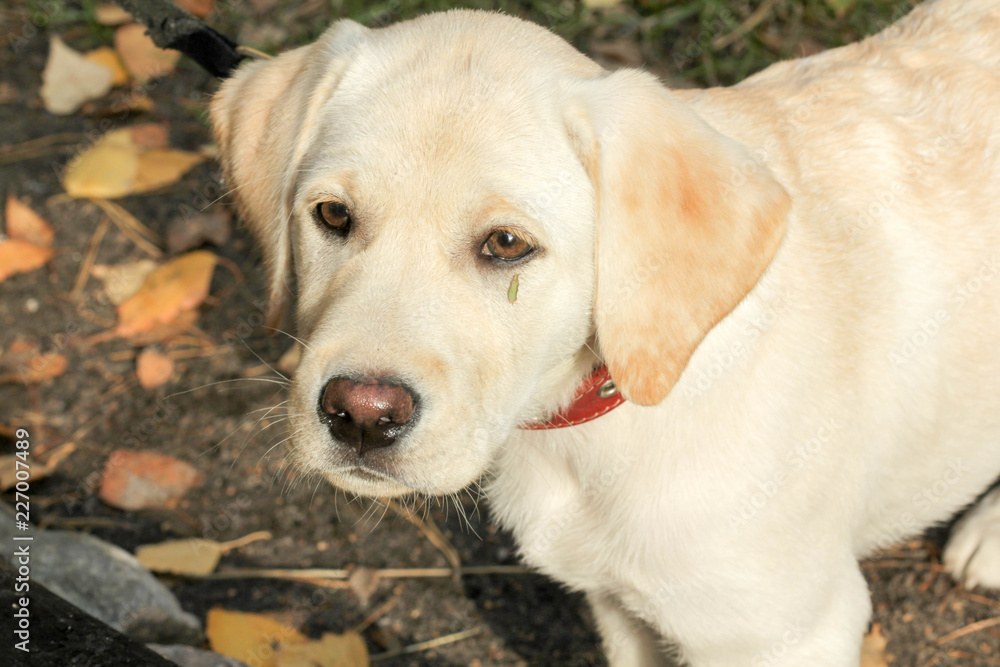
[275,632,369,667]
[132,149,205,194]
[0,240,53,282]
[5,196,54,247]
[114,23,181,84]
[63,134,139,199]
[85,47,130,87]
[136,538,223,575]
[63,126,202,199]
[41,36,113,115]
[116,251,217,337]
[207,609,307,667]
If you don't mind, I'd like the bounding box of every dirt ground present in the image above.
[1,1,999,666]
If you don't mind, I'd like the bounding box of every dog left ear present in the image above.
[210,20,369,328]
[566,69,790,405]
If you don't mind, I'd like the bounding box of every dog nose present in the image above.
[320,377,416,455]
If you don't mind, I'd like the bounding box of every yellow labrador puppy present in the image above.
[211,1,1000,664]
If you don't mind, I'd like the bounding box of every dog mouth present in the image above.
[348,466,392,483]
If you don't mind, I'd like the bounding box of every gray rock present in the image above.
[148,644,250,667]
[0,509,202,645]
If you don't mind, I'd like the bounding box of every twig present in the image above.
[0,133,84,165]
[712,0,781,50]
[370,627,483,661]
[861,560,944,571]
[90,198,162,257]
[351,596,398,634]
[935,616,1000,645]
[70,218,110,301]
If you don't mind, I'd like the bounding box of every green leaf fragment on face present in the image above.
[508,274,519,304]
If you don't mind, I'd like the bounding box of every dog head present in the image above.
[210,10,789,497]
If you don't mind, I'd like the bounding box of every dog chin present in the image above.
[328,469,415,498]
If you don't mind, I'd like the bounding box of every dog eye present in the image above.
[482,229,532,261]
[315,201,351,234]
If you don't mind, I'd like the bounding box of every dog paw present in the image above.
[944,487,1000,589]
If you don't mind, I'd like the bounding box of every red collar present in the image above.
[520,366,625,430]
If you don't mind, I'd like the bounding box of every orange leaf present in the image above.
[175,0,215,18]
[0,239,53,282]
[84,46,130,87]
[116,251,217,336]
[5,196,54,247]
[132,149,205,194]
[136,348,174,388]
[861,624,889,667]
[207,609,307,667]
[114,24,181,84]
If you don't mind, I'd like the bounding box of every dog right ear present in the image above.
[210,20,368,328]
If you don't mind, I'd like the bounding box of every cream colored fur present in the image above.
[211,2,1000,665]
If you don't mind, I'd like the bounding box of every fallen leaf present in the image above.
[99,449,204,510]
[136,348,174,389]
[129,123,170,150]
[275,632,369,667]
[123,309,200,345]
[137,538,224,576]
[114,23,181,84]
[133,149,206,193]
[0,340,67,384]
[347,567,380,608]
[861,624,889,667]
[175,0,215,18]
[507,273,519,303]
[0,240,53,283]
[166,210,231,254]
[84,47,130,87]
[41,36,114,115]
[116,251,217,336]
[0,442,76,492]
[207,608,307,667]
[63,125,202,199]
[92,259,158,305]
[63,130,139,199]
[5,196,54,247]
[136,531,271,576]
[95,3,132,25]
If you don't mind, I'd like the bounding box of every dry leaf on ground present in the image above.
[347,567,380,608]
[92,259,158,305]
[0,442,75,492]
[861,624,889,667]
[176,0,215,18]
[95,2,132,25]
[275,632,369,667]
[84,47,130,87]
[63,124,204,199]
[136,348,174,388]
[6,195,54,247]
[136,531,271,576]
[0,241,54,283]
[99,449,204,510]
[41,36,114,115]
[114,24,181,84]
[115,251,217,337]
[207,608,307,667]
[166,210,231,254]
